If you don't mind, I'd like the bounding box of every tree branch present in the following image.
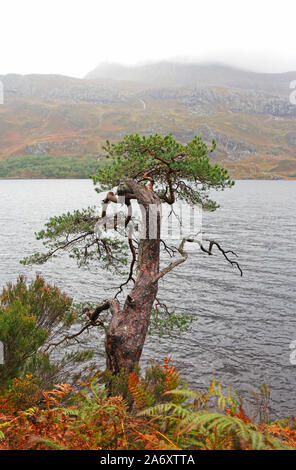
[43,321,95,352]
[187,237,243,276]
[39,231,95,262]
[152,237,188,282]
[88,298,120,322]
[43,299,120,353]
[115,238,136,298]
[160,239,178,258]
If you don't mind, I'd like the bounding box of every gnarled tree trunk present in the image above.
[105,180,161,374]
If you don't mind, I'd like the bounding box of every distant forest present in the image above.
[0,155,103,178]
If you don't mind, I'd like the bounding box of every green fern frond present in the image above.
[138,402,189,420]
[61,408,80,417]
[35,438,68,450]
[165,388,202,400]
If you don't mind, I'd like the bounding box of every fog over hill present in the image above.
[1,61,296,179]
[85,61,296,95]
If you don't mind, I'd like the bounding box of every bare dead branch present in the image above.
[160,239,178,258]
[155,297,170,315]
[43,321,95,352]
[115,238,137,298]
[43,299,120,353]
[153,237,188,282]
[187,237,243,276]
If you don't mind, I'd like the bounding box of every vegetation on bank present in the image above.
[1,358,296,451]
[0,276,296,451]
[0,155,104,179]
[0,275,95,391]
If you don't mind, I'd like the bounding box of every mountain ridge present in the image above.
[85,61,296,95]
[0,62,296,179]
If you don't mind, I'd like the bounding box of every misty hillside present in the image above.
[86,61,296,95]
[0,62,296,179]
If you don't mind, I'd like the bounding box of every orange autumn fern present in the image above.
[128,371,147,409]
[264,421,296,448]
[128,357,185,410]
[163,356,182,390]
[1,360,296,450]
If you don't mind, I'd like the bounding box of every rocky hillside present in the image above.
[1,62,296,178]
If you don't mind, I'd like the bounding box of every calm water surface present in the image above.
[0,179,295,417]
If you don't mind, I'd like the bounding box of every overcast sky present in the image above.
[1,0,296,77]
